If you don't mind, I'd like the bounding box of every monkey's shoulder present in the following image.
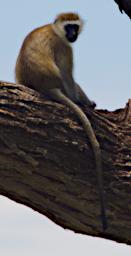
[19,23,73,72]
[22,24,53,46]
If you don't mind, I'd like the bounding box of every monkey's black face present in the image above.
[64,24,79,43]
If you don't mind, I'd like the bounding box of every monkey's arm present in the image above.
[60,74,95,107]
[75,83,96,108]
[59,73,79,102]
[44,62,79,102]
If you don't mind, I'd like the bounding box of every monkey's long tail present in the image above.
[55,89,107,231]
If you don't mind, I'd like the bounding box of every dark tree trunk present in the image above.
[114,0,131,18]
[0,81,130,244]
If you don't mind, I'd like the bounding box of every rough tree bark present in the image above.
[0,81,130,244]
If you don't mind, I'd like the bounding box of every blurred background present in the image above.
[0,0,131,255]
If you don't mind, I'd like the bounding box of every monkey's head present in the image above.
[52,12,84,43]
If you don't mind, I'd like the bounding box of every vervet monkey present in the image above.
[15,12,107,230]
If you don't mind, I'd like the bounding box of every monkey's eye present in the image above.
[64,24,79,43]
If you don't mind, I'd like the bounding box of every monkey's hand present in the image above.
[89,100,96,109]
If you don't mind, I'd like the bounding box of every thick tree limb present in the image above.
[114,0,131,18]
[0,81,130,244]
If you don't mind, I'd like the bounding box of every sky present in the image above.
[0,0,131,255]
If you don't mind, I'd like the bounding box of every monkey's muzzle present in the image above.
[64,24,79,43]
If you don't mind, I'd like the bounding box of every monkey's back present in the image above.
[15,24,73,94]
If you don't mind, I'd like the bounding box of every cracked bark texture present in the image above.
[0,81,130,245]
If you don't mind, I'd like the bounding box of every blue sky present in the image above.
[0,1,131,255]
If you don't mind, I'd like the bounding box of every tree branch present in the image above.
[114,0,131,19]
[0,81,131,244]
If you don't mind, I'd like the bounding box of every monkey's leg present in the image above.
[49,88,107,231]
